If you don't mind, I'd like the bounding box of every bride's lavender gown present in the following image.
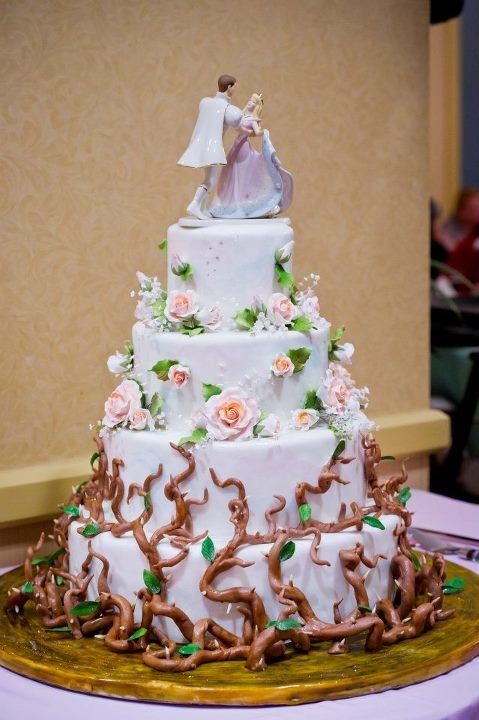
[210,116,293,219]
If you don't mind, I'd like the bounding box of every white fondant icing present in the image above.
[167,219,294,322]
[68,513,399,643]
[132,323,329,429]
[102,426,368,537]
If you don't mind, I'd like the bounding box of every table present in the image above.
[1,490,478,720]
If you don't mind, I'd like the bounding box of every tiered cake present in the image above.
[6,80,455,674]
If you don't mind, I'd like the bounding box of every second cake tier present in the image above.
[101,426,368,538]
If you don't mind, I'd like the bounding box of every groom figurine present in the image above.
[178,74,242,219]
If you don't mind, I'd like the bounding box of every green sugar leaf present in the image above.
[150,359,179,381]
[47,626,72,633]
[265,620,278,628]
[143,491,151,511]
[381,455,396,461]
[286,347,312,373]
[202,383,223,402]
[70,600,101,617]
[89,452,100,468]
[179,643,201,656]
[149,392,163,418]
[158,238,168,251]
[277,618,302,631]
[63,505,80,518]
[331,326,346,344]
[363,515,386,531]
[291,316,313,332]
[143,569,162,595]
[56,575,64,587]
[303,389,323,412]
[182,326,205,337]
[182,263,193,281]
[332,439,346,461]
[127,627,148,641]
[398,486,412,506]
[279,540,296,562]
[80,522,101,538]
[32,547,65,567]
[298,503,312,523]
[151,298,166,319]
[358,604,373,613]
[443,577,465,595]
[411,550,422,572]
[178,427,208,447]
[234,308,257,331]
[275,262,295,289]
[201,536,215,564]
[21,581,33,594]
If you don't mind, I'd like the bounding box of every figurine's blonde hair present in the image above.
[244,93,263,119]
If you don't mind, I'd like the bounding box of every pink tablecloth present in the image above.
[1,489,478,720]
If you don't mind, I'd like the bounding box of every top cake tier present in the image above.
[167,218,293,324]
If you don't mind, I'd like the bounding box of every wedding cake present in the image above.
[6,76,455,674]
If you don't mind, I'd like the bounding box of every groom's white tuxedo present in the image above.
[178,91,242,168]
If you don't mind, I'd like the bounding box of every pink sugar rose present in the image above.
[325,362,355,410]
[103,379,142,428]
[164,289,199,323]
[129,408,152,431]
[272,352,295,378]
[267,293,299,327]
[168,363,191,388]
[202,386,260,441]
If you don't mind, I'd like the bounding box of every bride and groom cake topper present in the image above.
[178,74,293,220]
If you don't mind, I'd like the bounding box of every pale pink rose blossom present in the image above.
[107,352,129,375]
[129,408,152,431]
[258,413,281,437]
[325,362,355,410]
[164,289,199,323]
[103,379,142,428]
[271,352,295,378]
[202,387,260,441]
[291,408,320,431]
[167,363,191,388]
[267,293,299,327]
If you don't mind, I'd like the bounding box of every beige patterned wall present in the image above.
[1,0,429,470]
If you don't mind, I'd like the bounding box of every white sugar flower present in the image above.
[257,413,281,438]
[274,240,294,265]
[291,408,320,431]
[335,342,355,365]
[107,352,131,375]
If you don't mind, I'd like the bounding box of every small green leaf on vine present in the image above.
[90,452,100,468]
[70,600,101,617]
[127,627,148,641]
[179,643,201,656]
[80,522,101,538]
[201,536,215,564]
[363,515,385,531]
[279,540,296,562]
[397,486,412,506]
[143,569,162,595]
[63,505,80,518]
[298,503,312,523]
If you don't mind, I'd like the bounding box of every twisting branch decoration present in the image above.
[3,433,456,673]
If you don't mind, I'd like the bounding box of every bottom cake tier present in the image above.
[68,513,400,643]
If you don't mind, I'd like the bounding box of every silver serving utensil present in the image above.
[409,527,479,562]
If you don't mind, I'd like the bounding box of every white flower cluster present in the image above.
[132,272,222,335]
[242,291,327,335]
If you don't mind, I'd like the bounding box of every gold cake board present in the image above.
[0,562,478,706]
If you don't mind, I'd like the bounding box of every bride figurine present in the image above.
[209,93,293,219]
